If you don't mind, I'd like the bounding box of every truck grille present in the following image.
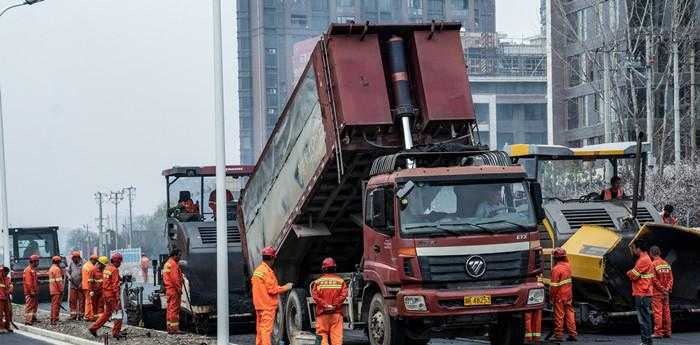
[561,208,614,229]
[198,226,241,244]
[418,251,528,284]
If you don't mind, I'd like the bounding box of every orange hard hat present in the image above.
[553,247,567,258]
[111,252,123,263]
[261,246,276,258]
[52,255,62,263]
[321,257,336,270]
[30,255,40,262]
[90,254,98,260]
[71,251,81,258]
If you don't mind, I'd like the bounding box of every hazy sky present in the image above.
[0,0,539,232]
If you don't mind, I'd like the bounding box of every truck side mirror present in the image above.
[530,182,546,221]
[370,190,387,229]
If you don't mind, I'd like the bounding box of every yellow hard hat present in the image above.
[98,256,109,265]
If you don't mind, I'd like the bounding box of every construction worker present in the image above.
[67,251,84,320]
[163,248,184,334]
[89,256,108,322]
[140,254,151,283]
[650,245,673,339]
[82,255,98,321]
[89,252,124,339]
[208,189,234,215]
[311,258,348,345]
[550,247,577,342]
[660,205,678,225]
[601,175,625,200]
[48,255,64,325]
[0,265,14,333]
[23,254,40,325]
[627,240,655,345]
[252,246,293,345]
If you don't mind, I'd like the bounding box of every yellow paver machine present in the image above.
[505,141,700,327]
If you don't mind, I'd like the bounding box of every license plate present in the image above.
[464,295,491,306]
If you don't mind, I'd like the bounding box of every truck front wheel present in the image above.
[285,288,310,339]
[367,293,407,345]
[488,313,524,345]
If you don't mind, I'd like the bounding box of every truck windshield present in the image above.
[13,232,58,268]
[538,159,634,202]
[398,181,536,236]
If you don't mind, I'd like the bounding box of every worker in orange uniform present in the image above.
[209,189,233,215]
[48,255,64,325]
[601,176,625,200]
[163,249,184,334]
[311,258,348,345]
[82,255,98,321]
[67,251,84,320]
[650,245,673,339]
[550,247,577,342]
[0,265,14,333]
[627,240,654,345]
[89,253,124,339]
[251,246,293,345]
[660,205,678,225]
[524,275,543,344]
[23,255,40,325]
[89,256,108,322]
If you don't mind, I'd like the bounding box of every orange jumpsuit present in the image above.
[524,309,542,343]
[550,259,577,339]
[311,274,348,345]
[601,187,625,200]
[23,265,38,324]
[89,264,122,337]
[251,262,286,345]
[48,264,64,323]
[0,274,14,331]
[82,261,95,320]
[89,266,105,320]
[162,257,183,333]
[652,257,673,337]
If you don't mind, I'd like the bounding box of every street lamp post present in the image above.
[0,0,47,268]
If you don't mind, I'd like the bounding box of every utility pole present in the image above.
[603,51,612,143]
[95,192,108,255]
[123,186,135,248]
[645,33,654,164]
[109,190,124,251]
[691,45,696,161]
[673,39,681,163]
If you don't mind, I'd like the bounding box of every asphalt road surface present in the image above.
[1,331,70,345]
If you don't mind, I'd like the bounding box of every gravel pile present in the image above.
[11,304,218,345]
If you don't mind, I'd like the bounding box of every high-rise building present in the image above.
[237,0,496,164]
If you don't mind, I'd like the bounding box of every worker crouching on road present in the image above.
[0,265,14,333]
[163,248,185,334]
[311,258,348,345]
[82,255,98,321]
[89,252,124,339]
[627,240,655,345]
[67,251,84,320]
[23,254,40,325]
[48,255,65,325]
[650,245,673,339]
[550,247,577,342]
[89,256,108,322]
[252,246,293,345]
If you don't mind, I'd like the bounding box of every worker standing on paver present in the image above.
[89,253,123,339]
[650,245,673,339]
[163,248,184,334]
[311,258,348,345]
[67,251,84,320]
[82,255,98,321]
[627,240,655,345]
[89,256,108,322]
[550,247,577,342]
[0,265,14,333]
[140,254,150,283]
[48,255,64,325]
[23,255,40,325]
[251,246,293,345]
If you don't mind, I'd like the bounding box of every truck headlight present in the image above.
[527,288,545,305]
[403,295,427,311]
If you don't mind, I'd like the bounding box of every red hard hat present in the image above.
[111,252,123,263]
[71,251,81,258]
[52,255,62,263]
[30,255,40,262]
[553,247,567,258]
[261,246,276,258]
[89,254,98,260]
[321,257,336,270]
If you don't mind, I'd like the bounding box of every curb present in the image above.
[13,323,102,345]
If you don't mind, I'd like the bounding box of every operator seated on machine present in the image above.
[600,176,626,201]
[168,191,201,222]
[475,187,507,218]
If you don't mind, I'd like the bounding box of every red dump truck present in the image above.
[238,23,545,345]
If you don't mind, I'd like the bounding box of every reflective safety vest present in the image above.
[311,273,348,315]
[550,260,573,302]
[48,264,64,295]
[627,252,654,296]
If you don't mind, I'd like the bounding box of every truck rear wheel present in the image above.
[488,313,524,345]
[367,293,407,345]
[272,299,286,345]
[285,288,311,340]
